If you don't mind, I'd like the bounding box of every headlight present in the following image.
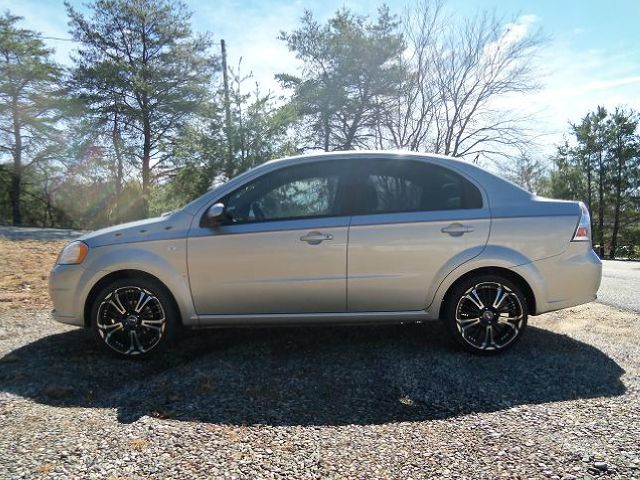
[57,241,89,265]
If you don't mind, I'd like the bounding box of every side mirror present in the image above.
[205,203,226,226]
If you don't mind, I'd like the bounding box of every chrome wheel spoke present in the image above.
[134,290,153,313]
[140,319,164,332]
[457,317,480,331]
[126,330,138,354]
[497,320,519,334]
[97,286,166,356]
[98,320,123,330]
[104,323,124,342]
[455,282,524,352]
[465,288,485,310]
[109,293,127,315]
[492,286,508,309]
[481,325,497,349]
[498,313,523,322]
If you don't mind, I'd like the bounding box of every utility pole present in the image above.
[221,39,233,178]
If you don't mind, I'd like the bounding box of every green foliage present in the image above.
[548,107,640,258]
[502,153,547,194]
[0,12,66,225]
[224,68,299,176]
[1,2,636,240]
[150,72,299,215]
[66,0,218,214]
[278,7,404,150]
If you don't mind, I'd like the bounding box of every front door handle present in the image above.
[300,231,333,245]
[441,223,474,237]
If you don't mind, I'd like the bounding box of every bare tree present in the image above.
[501,152,546,193]
[380,0,443,151]
[380,1,545,161]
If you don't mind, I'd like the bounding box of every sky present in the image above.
[4,0,640,157]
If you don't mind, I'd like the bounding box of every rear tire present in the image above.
[444,274,528,355]
[90,277,177,359]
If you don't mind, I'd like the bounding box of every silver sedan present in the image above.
[49,151,602,358]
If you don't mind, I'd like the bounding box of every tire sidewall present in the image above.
[90,277,177,359]
[444,274,529,355]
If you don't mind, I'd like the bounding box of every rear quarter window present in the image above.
[352,159,483,215]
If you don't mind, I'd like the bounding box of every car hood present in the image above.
[78,211,194,248]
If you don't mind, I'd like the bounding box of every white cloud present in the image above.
[484,13,539,58]
[491,30,640,158]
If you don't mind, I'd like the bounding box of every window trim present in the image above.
[200,160,353,227]
[346,157,484,217]
[198,156,487,228]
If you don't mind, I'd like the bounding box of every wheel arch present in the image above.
[83,269,183,328]
[438,266,537,319]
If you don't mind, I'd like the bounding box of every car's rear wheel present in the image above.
[444,274,528,355]
[90,278,177,359]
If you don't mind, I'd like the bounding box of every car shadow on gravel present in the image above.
[0,321,626,425]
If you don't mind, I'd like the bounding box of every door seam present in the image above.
[345,215,353,312]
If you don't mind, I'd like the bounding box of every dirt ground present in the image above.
[0,238,67,313]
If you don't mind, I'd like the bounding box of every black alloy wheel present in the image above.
[445,275,528,355]
[91,278,176,358]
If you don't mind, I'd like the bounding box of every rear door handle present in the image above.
[300,231,333,245]
[441,223,474,237]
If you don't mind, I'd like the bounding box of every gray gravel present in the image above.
[599,260,640,313]
[1,303,639,479]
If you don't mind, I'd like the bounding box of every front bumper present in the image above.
[49,264,86,326]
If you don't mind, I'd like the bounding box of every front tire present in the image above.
[90,278,177,359]
[444,275,528,355]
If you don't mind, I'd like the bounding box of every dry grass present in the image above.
[128,438,150,451]
[36,463,56,475]
[0,238,66,313]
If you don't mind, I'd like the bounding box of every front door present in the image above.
[187,161,350,315]
[346,158,491,312]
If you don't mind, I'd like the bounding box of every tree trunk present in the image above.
[323,110,330,152]
[141,109,151,218]
[586,158,593,236]
[10,170,21,225]
[221,39,234,178]
[10,96,22,226]
[112,113,124,224]
[610,134,624,259]
[597,151,605,258]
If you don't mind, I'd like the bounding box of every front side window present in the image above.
[222,162,346,224]
[353,159,482,215]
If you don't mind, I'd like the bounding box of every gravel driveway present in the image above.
[1,303,639,479]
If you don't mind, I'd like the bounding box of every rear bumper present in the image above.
[514,243,602,315]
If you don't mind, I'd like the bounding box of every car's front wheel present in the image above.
[444,274,528,355]
[90,278,177,359]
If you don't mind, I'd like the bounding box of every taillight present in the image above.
[572,202,591,242]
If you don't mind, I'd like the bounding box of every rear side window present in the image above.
[352,159,482,215]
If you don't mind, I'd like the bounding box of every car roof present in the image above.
[264,150,470,167]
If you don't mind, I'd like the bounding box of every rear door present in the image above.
[346,158,490,312]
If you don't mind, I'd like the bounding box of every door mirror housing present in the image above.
[204,203,226,227]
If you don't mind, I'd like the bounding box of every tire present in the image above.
[90,277,177,359]
[443,274,528,355]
